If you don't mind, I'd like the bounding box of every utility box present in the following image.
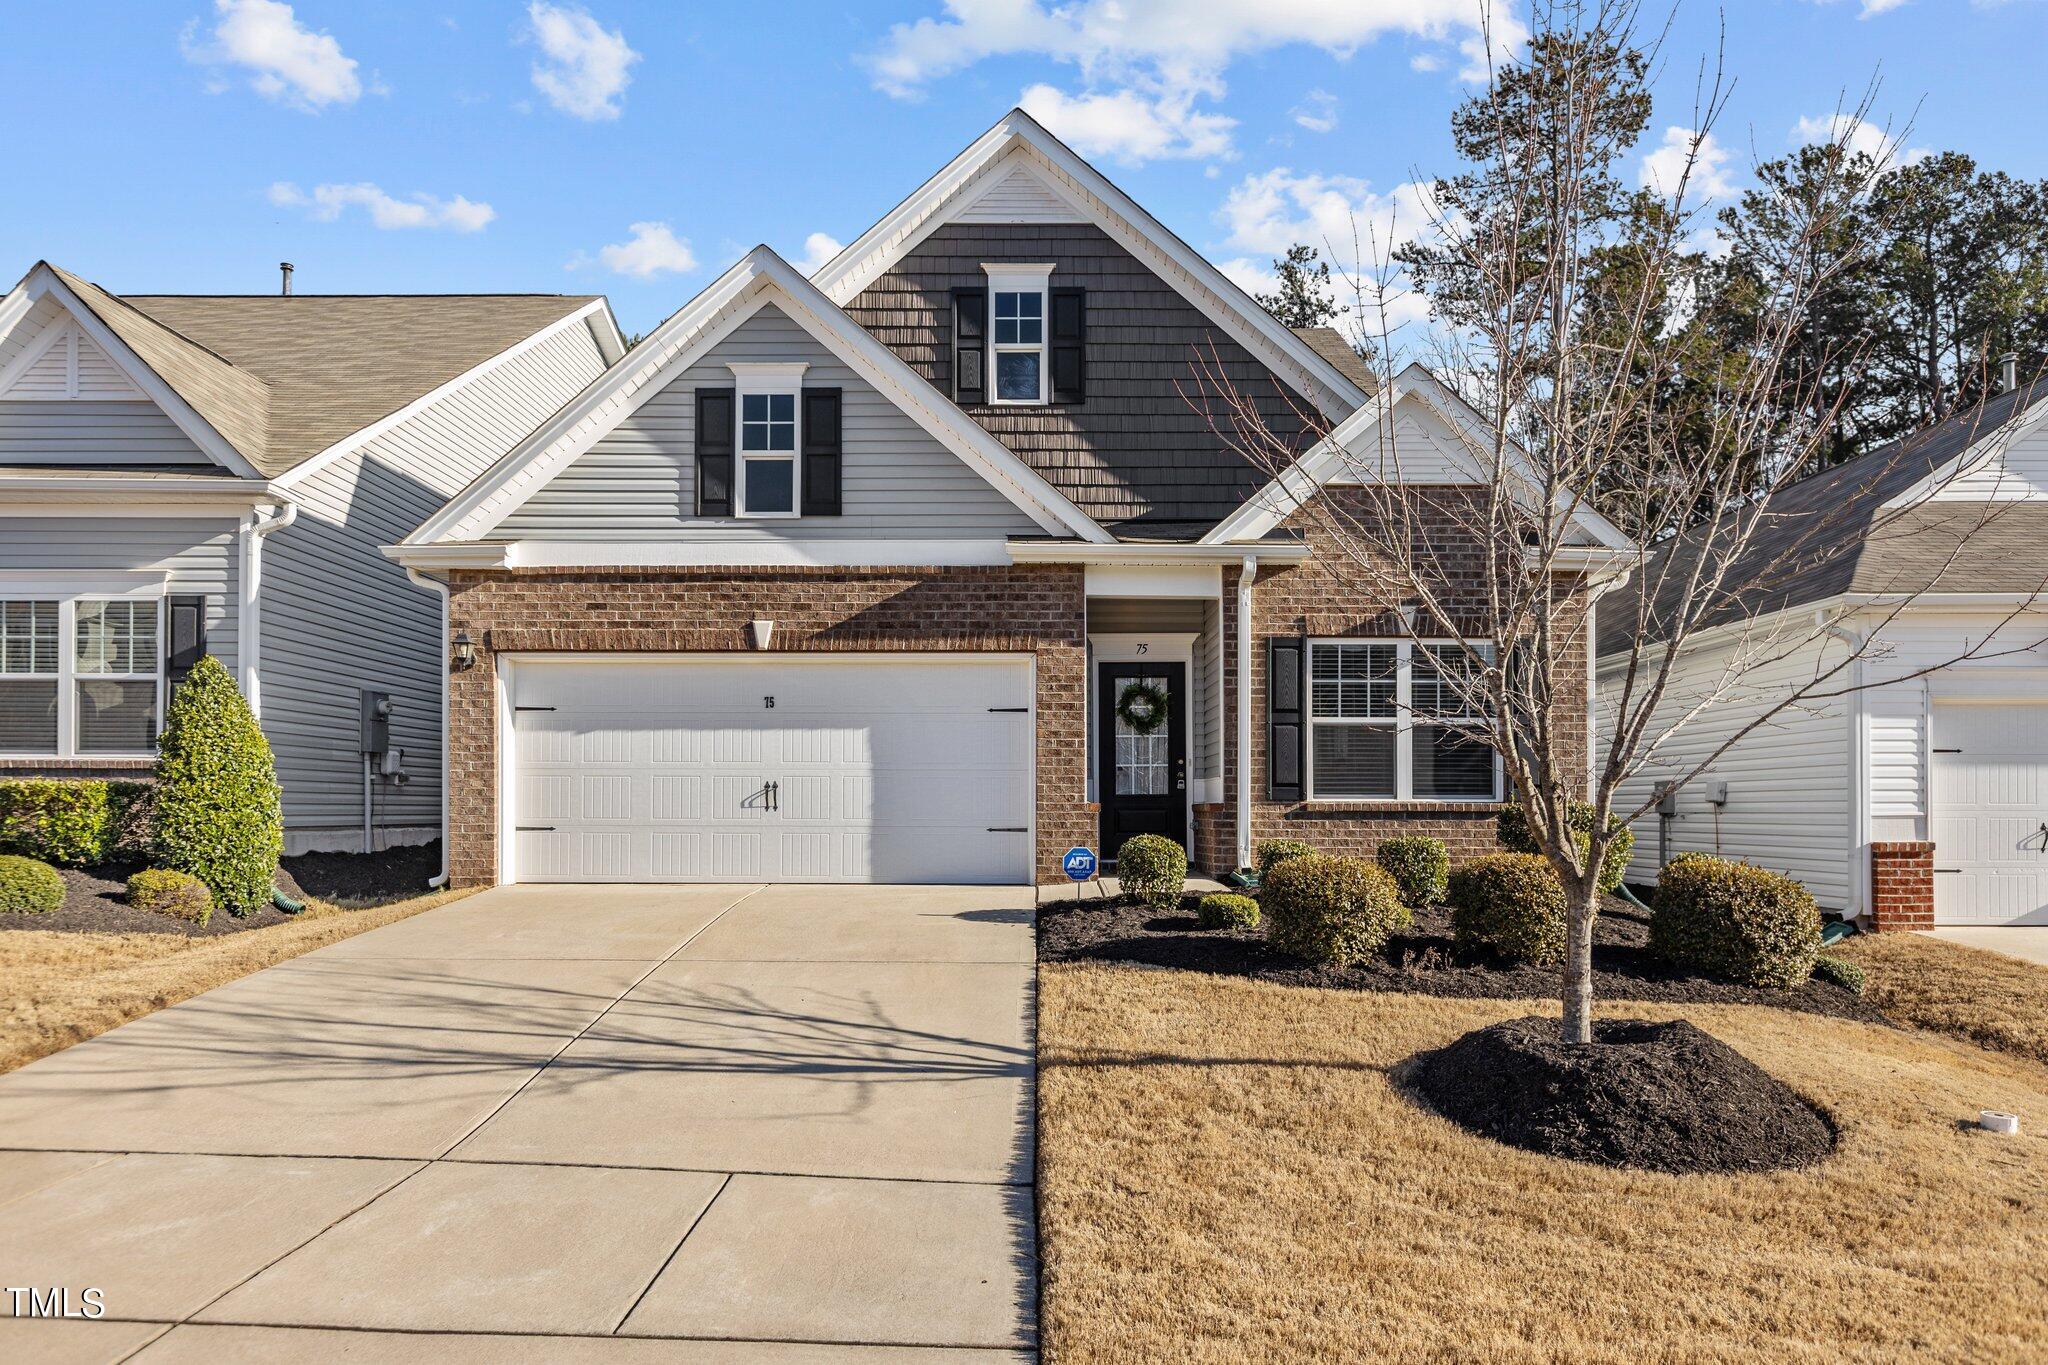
[360,689,392,756]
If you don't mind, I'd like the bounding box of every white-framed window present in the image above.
[729,363,807,518]
[0,593,164,758]
[983,264,1054,405]
[1307,639,1501,801]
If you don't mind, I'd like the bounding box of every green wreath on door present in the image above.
[1114,680,1171,736]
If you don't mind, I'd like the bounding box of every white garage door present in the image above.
[508,656,1033,884]
[1932,703,2048,925]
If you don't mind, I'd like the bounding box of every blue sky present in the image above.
[3,1,2044,335]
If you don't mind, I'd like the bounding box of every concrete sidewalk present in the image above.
[0,884,1037,1361]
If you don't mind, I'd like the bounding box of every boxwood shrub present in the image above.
[0,779,152,867]
[1376,835,1449,906]
[1649,854,1821,989]
[0,854,63,914]
[1496,800,1634,894]
[153,656,282,917]
[1116,834,1187,909]
[1448,852,1568,965]
[1197,891,1260,930]
[1262,854,1409,967]
[1812,953,1866,996]
[127,868,214,926]
[1255,838,1315,878]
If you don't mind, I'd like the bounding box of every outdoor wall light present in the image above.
[451,631,477,670]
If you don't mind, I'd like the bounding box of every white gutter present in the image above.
[406,567,454,890]
[1235,553,1258,871]
[1007,540,1312,566]
[236,500,298,716]
[1821,613,1871,922]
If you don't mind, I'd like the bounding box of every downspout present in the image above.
[1822,613,1870,922]
[406,567,453,890]
[236,500,298,716]
[1235,554,1258,872]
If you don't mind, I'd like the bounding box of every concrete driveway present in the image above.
[0,884,1037,1362]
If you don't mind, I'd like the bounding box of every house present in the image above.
[0,262,625,858]
[1595,377,2048,929]
[387,110,1627,888]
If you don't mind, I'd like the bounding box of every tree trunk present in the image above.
[1559,879,1601,1044]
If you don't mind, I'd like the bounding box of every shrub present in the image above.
[1262,854,1410,967]
[0,854,63,914]
[153,656,282,917]
[1496,801,1635,895]
[1650,855,1821,989]
[126,868,214,926]
[1376,836,1449,906]
[1197,892,1260,930]
[1812,953,1866,996]
[1116,834,1187,909]
[1255,838,1316,878]
[1448,853,1568,965]
[0,779,153,867]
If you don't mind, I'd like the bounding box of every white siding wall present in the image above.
[500,305,1039,542]
[259,317,608,846]
[1600,631,1854,909]
[1931,417,2048,499]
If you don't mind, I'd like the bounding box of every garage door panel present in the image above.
[1932,702,2048,925]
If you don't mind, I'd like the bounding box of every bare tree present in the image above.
[1194,0,2043,1044]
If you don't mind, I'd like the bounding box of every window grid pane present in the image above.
[77,599,158,676]
[740,393,796,454]
[1310,642,1396,719]
[993,291,1042,345]
[1,601,59,676]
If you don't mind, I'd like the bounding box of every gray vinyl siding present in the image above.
[0,401,210,464]
[259,319,608,841]
[1194,600,1220,782]
[0,517,240,672]
[500,305,1039,541]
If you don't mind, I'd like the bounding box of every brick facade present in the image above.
[441,564,1089,888]
[1869,840,1936,931]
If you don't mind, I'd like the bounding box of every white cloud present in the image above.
[1291,89,1339,134]
[1217,256,1280,301]
[526,2,639,121]
[793,232,844,274]
[268,181,493,231]
[1639,126,1737,202]
[1859,0,1911,13]
[1218,167,1436,330]
[181,0,363,109]
[1019,84,1234,164]
[1791,112,1927,169]
[586,221,696,278]
[864,1,1526,162]
[1410,51,1443,72]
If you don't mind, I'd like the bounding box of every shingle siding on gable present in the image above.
[500,304,1040,542]
[843,223,1321,529]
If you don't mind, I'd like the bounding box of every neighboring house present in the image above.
[389,109,1627,889]
[1596,378,2048,929]
[0,262,624,856]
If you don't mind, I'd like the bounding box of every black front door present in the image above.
[1098,662,1187,861]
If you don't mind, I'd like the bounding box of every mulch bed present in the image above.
[1400,1015,1838,1173]
[0,842,442,937]
[1039,892,1884,1024]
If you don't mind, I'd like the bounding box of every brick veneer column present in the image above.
[441,564,1089,887]
[1869,841,1936,931]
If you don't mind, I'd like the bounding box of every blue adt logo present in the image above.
[1062,846,1098,881]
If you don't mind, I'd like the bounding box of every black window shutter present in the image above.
[952,289,987,405]
[1268,636,1305,802]
[694,387,735,517]
[165,595,207,689]
[801,387,842,516]
[1051,287,1086,403]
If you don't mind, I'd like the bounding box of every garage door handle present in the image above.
[988,707,1029,713]
[1933,747,1961,753]
[517,826,555,832]
[987,826,1026,833]
[515,706,557,712]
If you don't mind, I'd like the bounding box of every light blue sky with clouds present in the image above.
[3,1,2043,335]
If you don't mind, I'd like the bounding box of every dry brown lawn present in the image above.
[0,887,476,1074]
[1038,963,2048,1363]
[1837,932,2048,1068]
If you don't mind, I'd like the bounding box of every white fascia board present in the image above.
[1083,563,1222,598]
[811,110,1371,425]
[1878,391,2048,508]
[381,541,514,570]
[276,300,616,492]
[1006,540,1310,565]
[26,267,266,482]
[584,300,628,364]
[411,247,1110,546]
[0,476,280,517]
[467,539,1017,569]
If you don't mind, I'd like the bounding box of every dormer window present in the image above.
[728,363,807,518]
[983,265,1055,405]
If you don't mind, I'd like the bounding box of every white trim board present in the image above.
[809,110,1371,426]
[403,246,1111,546]
[1880,390,2048,507]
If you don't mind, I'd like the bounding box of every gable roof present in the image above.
[810,109,1373,427]
[401,246,1113,547]
[1292,327,1377,394]
[1594,383,2048,657]
[4,263,614,480]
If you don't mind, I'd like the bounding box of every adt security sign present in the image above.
[1062,846,1098,882]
